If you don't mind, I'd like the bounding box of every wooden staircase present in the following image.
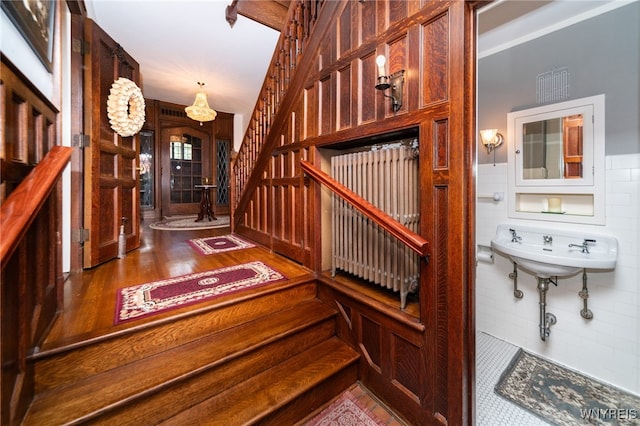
[23,280,359,425]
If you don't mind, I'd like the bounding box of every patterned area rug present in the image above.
[305,390,387,426]
[496,349,640,425]
[115,261,286,324]
[149,215,230,231]
[188,234,255,255]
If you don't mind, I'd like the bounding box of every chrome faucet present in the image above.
[568,239,596,254]
[509,228,522,243]
[543,235,553,245]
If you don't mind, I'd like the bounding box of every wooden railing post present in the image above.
[1,146,72,425]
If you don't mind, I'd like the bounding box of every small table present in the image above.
[194,185,217,222]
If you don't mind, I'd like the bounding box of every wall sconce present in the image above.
[375,55,404,113]
[480,129,504,154]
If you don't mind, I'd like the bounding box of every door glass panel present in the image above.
[216,139,230,205]
[170,133,202,206]
[139,131,154,208]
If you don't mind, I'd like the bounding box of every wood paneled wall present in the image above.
[143,99,234,216]
[234,1,477,424]
[1,56,70,426]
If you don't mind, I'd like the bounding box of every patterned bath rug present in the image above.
[115,261,286,324]
[188,234,256,255]
[305,390,387,426]
[495,349,640,425]
[149,215,230,231]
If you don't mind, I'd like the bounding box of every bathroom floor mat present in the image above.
[495,349,640,425]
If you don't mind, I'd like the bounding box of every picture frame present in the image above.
[2,0,56,72]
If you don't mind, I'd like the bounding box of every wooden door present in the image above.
[83,19,141,268]
[161,126,212,217]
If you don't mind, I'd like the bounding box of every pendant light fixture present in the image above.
[185,82,217,125]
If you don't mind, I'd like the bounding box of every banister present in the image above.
[232,0,334,222]
[300,160,429,258]
[0,146,73,268]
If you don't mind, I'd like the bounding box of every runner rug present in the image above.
[115,261,286,324]
[188,234,255,255]
[495,349,640,425]
[305,390,387,426]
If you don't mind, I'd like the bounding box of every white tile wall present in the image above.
[475,154,640,395]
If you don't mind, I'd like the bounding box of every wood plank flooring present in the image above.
[44,219,419,352]
[42,220,314,351]
[37,218,408,424]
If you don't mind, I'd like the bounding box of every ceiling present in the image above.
[85,0,283,124]
[477,0,632,58]
[85,0,629,129]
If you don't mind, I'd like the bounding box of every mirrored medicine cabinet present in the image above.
[507,94,605,224]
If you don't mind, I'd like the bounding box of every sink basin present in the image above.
[491,223,618,278]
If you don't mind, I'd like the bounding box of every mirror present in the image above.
[508,94,604,187]
[522,114,583,180]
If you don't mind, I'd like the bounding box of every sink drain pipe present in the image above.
[537,277,557,341]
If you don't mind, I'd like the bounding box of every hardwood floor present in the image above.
[43,219,419,353]
[42,220,314,352]
[33,218,409,424]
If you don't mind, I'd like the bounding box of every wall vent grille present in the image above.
[536,67,570,104]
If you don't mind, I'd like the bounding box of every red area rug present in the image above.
[115,261,286,324]
[306,390,387,426]
[188,234,255,255]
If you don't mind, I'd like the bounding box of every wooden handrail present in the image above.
[0,146,73,268]
[232,0,333,221]
[300,160,429,258]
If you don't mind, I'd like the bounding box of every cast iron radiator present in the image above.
[331,143,420,309]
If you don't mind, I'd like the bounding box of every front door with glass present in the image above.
[161,126,211,217]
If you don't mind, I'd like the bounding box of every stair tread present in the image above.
[160,337,359,425]
[35,281,318,393]
[24,300,336,425]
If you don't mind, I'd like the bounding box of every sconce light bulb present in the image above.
[480,129,498,146]
[376,55,387,77]
[479,128,504,155]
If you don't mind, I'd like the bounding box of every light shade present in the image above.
[479,128,503,153]
[185,83,217,123]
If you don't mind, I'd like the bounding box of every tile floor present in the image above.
[476,331,551,425]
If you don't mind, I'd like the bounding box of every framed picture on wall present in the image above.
[2,0,56,72]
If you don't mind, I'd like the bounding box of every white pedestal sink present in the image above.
[490,223,618,340]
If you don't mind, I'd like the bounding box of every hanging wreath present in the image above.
[107,77,146,137]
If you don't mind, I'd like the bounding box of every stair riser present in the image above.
[35,282,317,393]
[86,319,337,425]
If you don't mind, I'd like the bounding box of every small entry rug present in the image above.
[495,349,640,425]
[115,261,286,324]
[305,390,387,426]
[188,234,255,255]
[149,215,230,231]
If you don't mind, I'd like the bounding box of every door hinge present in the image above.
[72,38,90,55]
[72,228,90,244]
[73,134,90,149]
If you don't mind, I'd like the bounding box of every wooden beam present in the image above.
[237,0,290,31]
